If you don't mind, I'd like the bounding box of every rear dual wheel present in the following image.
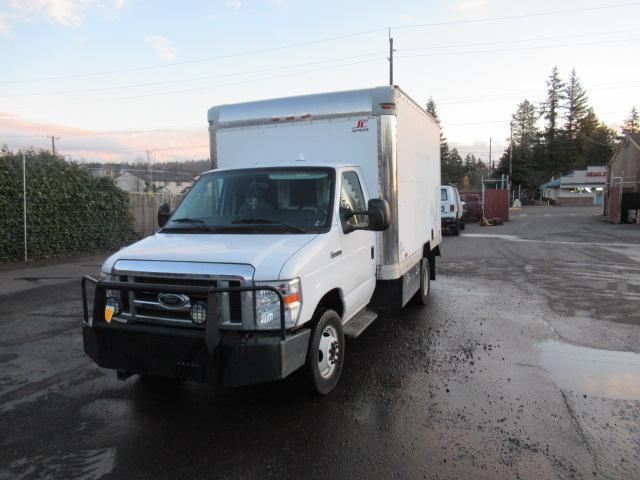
[414,257,431,306]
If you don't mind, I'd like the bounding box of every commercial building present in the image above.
[541,166,607,206]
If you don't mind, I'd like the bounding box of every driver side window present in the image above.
[340,171,367,227]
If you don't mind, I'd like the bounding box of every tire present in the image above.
[459,218,466,230]
[302,309,345,395]
[413,257,431,306]
[450,220,460,236]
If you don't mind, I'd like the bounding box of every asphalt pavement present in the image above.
[1,206,638,480]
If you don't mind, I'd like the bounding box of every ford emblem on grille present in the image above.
[158,293,190,310]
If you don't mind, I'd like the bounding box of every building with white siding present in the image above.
[541,166,607,206]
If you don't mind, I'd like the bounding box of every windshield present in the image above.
[162,167,335,234]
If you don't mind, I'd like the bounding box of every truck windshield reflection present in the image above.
[163,168,334,234]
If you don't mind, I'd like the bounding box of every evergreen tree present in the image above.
[564,69,590,139]
[512,99,539,148]
[625,106,639,133]
[540,66,566,174]
[579,108,616,166]
[563,69,590,168]
[442,148,464,185]
[426,97,451,165]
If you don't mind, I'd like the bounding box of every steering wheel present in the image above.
[297,204,329,219]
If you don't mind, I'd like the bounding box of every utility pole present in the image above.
[388,29,394,86]
[145,149,154,193]
[509,122,513,203]
[489,137,492,176]
[48,135,60,157]
[22,151,27,262]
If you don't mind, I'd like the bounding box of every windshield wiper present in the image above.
[231,218,306,233]
[165,217,217,232]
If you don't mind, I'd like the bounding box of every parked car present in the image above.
[460,192,482,220]
[81,86,443,395]
[441,185,465,235]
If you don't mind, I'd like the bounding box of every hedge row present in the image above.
[0,148,136,263]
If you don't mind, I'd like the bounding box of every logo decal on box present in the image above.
[352,119,369,133]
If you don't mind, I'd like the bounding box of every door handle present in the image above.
[330,249,342,259]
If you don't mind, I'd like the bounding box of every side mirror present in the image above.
[365,198,390,231]
[341,198,390,233]
[158,202,171,228]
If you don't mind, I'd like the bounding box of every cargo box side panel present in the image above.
[394,93,441,275]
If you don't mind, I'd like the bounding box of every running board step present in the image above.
[343,308,378,339]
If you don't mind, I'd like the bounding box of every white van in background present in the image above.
[441,185,465,235]
[82,86,442,395]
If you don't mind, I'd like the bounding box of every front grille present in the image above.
[118,275,242,328]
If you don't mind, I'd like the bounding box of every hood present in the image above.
[103,232,318,280]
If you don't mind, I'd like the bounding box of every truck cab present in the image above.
[82,86,441,394]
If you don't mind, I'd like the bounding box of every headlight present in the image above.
[254,278,302,330]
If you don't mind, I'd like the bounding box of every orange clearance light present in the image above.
[380,102,395,109]
[283,292,300,305]
[104,305,114,323]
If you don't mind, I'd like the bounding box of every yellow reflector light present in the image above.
[104,305,114,323]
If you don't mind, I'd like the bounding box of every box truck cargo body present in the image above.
[82,86,441,394]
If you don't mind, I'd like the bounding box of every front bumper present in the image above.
[81,277,310,387]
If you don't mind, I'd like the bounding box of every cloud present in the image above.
[2,0,127,31]
[226,0,242,10]
[8,0,98,26]
[265,0,285,6]
[144,35,177,60]
[454,0,488,13]
[0,112,208,162]
[400,14,415,23]
[0,13,11,35]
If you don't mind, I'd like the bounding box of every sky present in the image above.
[0,0,638,164]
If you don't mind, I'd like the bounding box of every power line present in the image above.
[390,1,640,30]
[2,1,638,84]
[433,81,640,106]
[0,52,385,99]
[0,29,388,84]
[4,29,637,100]
[398,27,640,52]
[8,57,385,111]
[396,37,640,59]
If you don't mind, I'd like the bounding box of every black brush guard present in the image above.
[81,276,310,386]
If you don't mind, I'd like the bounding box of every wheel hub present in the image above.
[318,325,340,379]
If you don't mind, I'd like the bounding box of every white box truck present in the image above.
[82,86,442,394]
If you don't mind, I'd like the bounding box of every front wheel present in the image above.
[302,309,345,395]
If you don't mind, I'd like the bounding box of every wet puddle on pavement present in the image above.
[537,340,640,401]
